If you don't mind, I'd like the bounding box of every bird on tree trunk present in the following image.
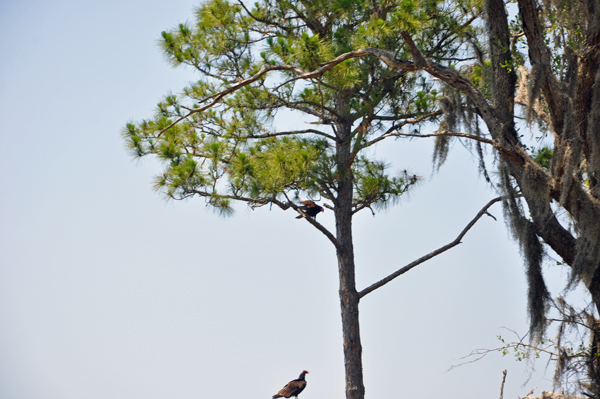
[273,370,308,399]
[295,200,324,219]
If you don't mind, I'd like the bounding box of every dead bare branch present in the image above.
[358,196,504,298]
[523,387,537,398]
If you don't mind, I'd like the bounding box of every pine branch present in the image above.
[272,48,416,90]
[358,196,504,298]
[236,0,295,33]
[364,110,444,148]
[186,188,340,249]
[425,11,482,57]
[282,192,341,251]
[156,64,315,137]
[247,129,336,140]
[154,48,414,138]
[390,130,499,146]
[271,94,342,122]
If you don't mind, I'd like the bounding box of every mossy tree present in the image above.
[122,1,483,398]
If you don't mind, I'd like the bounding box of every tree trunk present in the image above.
[335,119,365,399]
[338,247,364,399]
[587,271,600,316]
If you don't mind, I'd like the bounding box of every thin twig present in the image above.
[523,387,537,398]
[500,369,507,399]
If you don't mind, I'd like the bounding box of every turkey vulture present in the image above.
[295,200,324,219]
[273,370,309,399]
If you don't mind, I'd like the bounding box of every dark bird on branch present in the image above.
[273,370,309,399]
[295,200,324,219]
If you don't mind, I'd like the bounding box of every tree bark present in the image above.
[337,249,364,399]
[335,117,365,399]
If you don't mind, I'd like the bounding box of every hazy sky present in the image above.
[0,1,583,398]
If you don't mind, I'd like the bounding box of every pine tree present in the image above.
[122,1,481,398]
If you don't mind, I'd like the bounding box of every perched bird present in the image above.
[273,370,309,399]
[295,200,324,219]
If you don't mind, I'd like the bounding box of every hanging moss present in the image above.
[499,163,551,342]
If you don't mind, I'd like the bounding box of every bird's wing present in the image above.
[299,200,317,207]
[277,380,305,398]
[277,382,294,398]
[294,381,307,395]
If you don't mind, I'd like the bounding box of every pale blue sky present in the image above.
[0,1,579,398]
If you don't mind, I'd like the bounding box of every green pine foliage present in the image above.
[123,0,481,214]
